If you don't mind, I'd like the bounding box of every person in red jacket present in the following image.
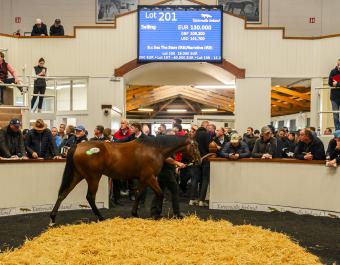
[113,119,131,139]
[173,123,186,162]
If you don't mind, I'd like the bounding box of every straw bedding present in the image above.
[0,216,321,265]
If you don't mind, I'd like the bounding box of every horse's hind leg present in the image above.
[86,177,105,221]
[146,175,162,197]
[50,174,83,226]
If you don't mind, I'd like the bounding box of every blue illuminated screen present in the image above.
[138,6,223,62]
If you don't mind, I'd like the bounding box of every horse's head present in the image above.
[184,137,201,166]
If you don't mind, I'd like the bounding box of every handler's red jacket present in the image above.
[175,130,187,161]
[113,128,131,139]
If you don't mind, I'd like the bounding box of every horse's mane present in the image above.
[136,135,188,149]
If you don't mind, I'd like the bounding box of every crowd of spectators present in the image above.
[0,116,339,216]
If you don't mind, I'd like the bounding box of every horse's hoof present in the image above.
[131,211,139,218]
[98,216,105,221]
[49,219,56,227]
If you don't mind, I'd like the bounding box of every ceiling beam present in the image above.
[271,100,292,109]
[180,97,196,112]
[271,93,310,108]
[150,97,177,118]
[271,86,310,101]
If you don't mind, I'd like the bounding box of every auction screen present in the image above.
[138,5,223,62]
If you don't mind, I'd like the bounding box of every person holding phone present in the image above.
[31,58,47,112]
[328,59,340,130]
[220,133,250,160]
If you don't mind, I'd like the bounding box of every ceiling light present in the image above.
[202,108,218,112]
[138,108,153,112]
[275,85,280,87]
[167,109,187,112]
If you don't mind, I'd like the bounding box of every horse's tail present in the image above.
[58,145,77,196]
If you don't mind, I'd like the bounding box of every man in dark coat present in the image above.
[277,128,291,158]
[151,129,186,219]
[0,119,27,159]
[213,127,229,157]
[294,128,325,160]
[252,126,279,159]
[193,120,210,207]
[64,125,88,148]
[90,125,109,141]
[328,59,340,130]
[243,127,258,152]
[326,130,340,167]
[31,19,48,36]
[220,133,250,159]
[118,122,147,142]
[50,19,64,36]
[25,119,61,159]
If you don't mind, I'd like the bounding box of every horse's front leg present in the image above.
[131,181,146,217]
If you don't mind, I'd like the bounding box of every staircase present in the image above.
[0,106,24,129]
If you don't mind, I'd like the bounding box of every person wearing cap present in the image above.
[65,125,88,147]
[294,128,325,160]
[0,51,21,105]
[74,125,88,144]
[252,126,279,159]
[0,118,27,159]
[25,119,61,159]
[50,19,64,36]
[326,130,340,167]
[31,18,48,36]
[220,133,250,160]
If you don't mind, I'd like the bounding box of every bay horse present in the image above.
[50,135,201,225]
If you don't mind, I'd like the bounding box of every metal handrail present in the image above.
[315,86,339,90]
[31,94,55,97]
[318,111,340,114]
[18,75,89,80]
[3,74,88,113]
[0,83,29,87]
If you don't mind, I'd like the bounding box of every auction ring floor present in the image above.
[0,196,339,264]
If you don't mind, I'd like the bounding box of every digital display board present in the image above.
[138,5,223,62]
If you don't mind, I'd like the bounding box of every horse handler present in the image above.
[150,156,186,220]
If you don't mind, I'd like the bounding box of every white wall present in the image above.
[2,0,340,37]
[0,161,109,215]
[0,0,215,36]
[1,11,340,131]
[267,0,322,37]
[1,0,94,36]
[235,78,271,133]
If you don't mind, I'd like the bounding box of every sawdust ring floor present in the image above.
[0,216,321,265]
